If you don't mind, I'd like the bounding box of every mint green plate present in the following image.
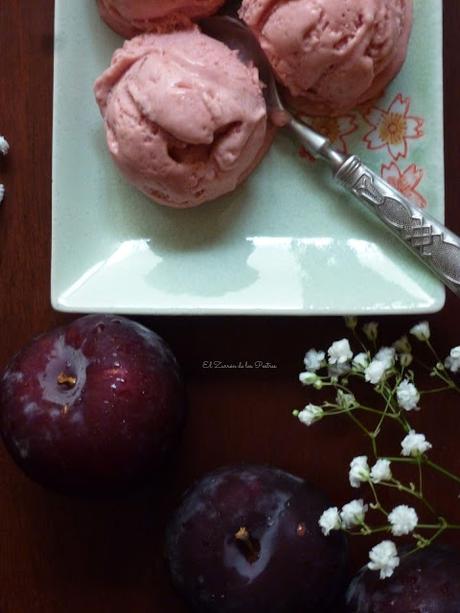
[52,0,444,315]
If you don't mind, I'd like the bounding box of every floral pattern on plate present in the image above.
[298,93,427,209]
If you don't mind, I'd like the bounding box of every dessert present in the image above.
[166,465,348,612]
[94,28,272,208]
[0,315,185,494]
[97,0,225,38]
[346,544,460,612]
[240,0,413,116]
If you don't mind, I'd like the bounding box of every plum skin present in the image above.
[0,315,186,494]
[166,464,348,613]
[346,544,460,612]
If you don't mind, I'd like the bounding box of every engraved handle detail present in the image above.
[335,157,460,296]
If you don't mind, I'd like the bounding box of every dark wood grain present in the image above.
[0,2,459,611]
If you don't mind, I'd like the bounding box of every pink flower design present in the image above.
[298,114,358,163]
[363,94,424,161]
[381,162,427,209]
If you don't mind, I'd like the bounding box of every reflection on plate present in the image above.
[52,0,444,315]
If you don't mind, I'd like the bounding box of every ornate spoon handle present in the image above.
[335,156,460,297]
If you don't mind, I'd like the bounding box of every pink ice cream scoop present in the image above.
[239,0,413,116]
[94,28,272,208]
[97,0,225,38]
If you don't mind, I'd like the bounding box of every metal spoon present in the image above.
[202,16,460,299]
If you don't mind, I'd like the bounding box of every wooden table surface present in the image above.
[0,2,459,612]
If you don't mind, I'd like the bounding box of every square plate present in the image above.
[52,0,445,315]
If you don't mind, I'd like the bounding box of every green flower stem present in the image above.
[349,372,365,382]
[418,458,423,497]
[323,404,384,417]
[429,360,460,392]
[349,522,460,538]
[375,380,412,434]
[356,406,387,417]
[372,389,396,440]
[323,409,349,417]
[404,543,429,557]
[351,328,368,353]
[386,456,460,486]
[426,339,442,364]
[411,518,451,551]
[345,410,372,438]
[417,523,460,530]
[315,405,387,420]
[386,456,460,483]
[368,480,388,516]
[385,457,418,463]
[358,404,401,418]
[420,385,455,394]
[425,459,460,484]
[426,524,447,545]
[425,341,459,394]
[371,433,378,459]
[349,526,390,536]
[382,480,436,516]
[392,406,411,433]
[413,356,433,373]
[338,376,409,436]
[434,369,459,389]
[431,368,449,383]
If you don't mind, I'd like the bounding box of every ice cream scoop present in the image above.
[94,28,272,207]
[239,0,413,116]
[202,16,460,298]
[97,0,225,38]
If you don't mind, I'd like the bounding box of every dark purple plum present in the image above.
[0,315,185,494]
[166,464,348,612]
[346,544,460,612]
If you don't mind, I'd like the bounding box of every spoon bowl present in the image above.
[201,16,280,111]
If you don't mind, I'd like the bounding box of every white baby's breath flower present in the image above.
[352,352,369,370]
[0,136,9,156]
[396,379,420,411]
[0,184,4,204]
[364,359,386,385]
[445,346,460,373]
[370,459,392,483]
[401,430,432,457]
[328,339,353,365]
[368,540,400,579]
[299,371,318,386]
[410,321,430,341]
[303,349,325,372]
[328,362,351,381]
[319,507,341,536]
[336,389,357,409]
[388,505,418,536]
[297,404,323,427]
[349,456,370,488]
[363,322,379,341]
[375,347,396,370]
[340,499,368,528]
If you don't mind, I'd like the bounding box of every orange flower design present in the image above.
[298,115,358,163]
[381,162,427,209]
[363,94,424,161]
